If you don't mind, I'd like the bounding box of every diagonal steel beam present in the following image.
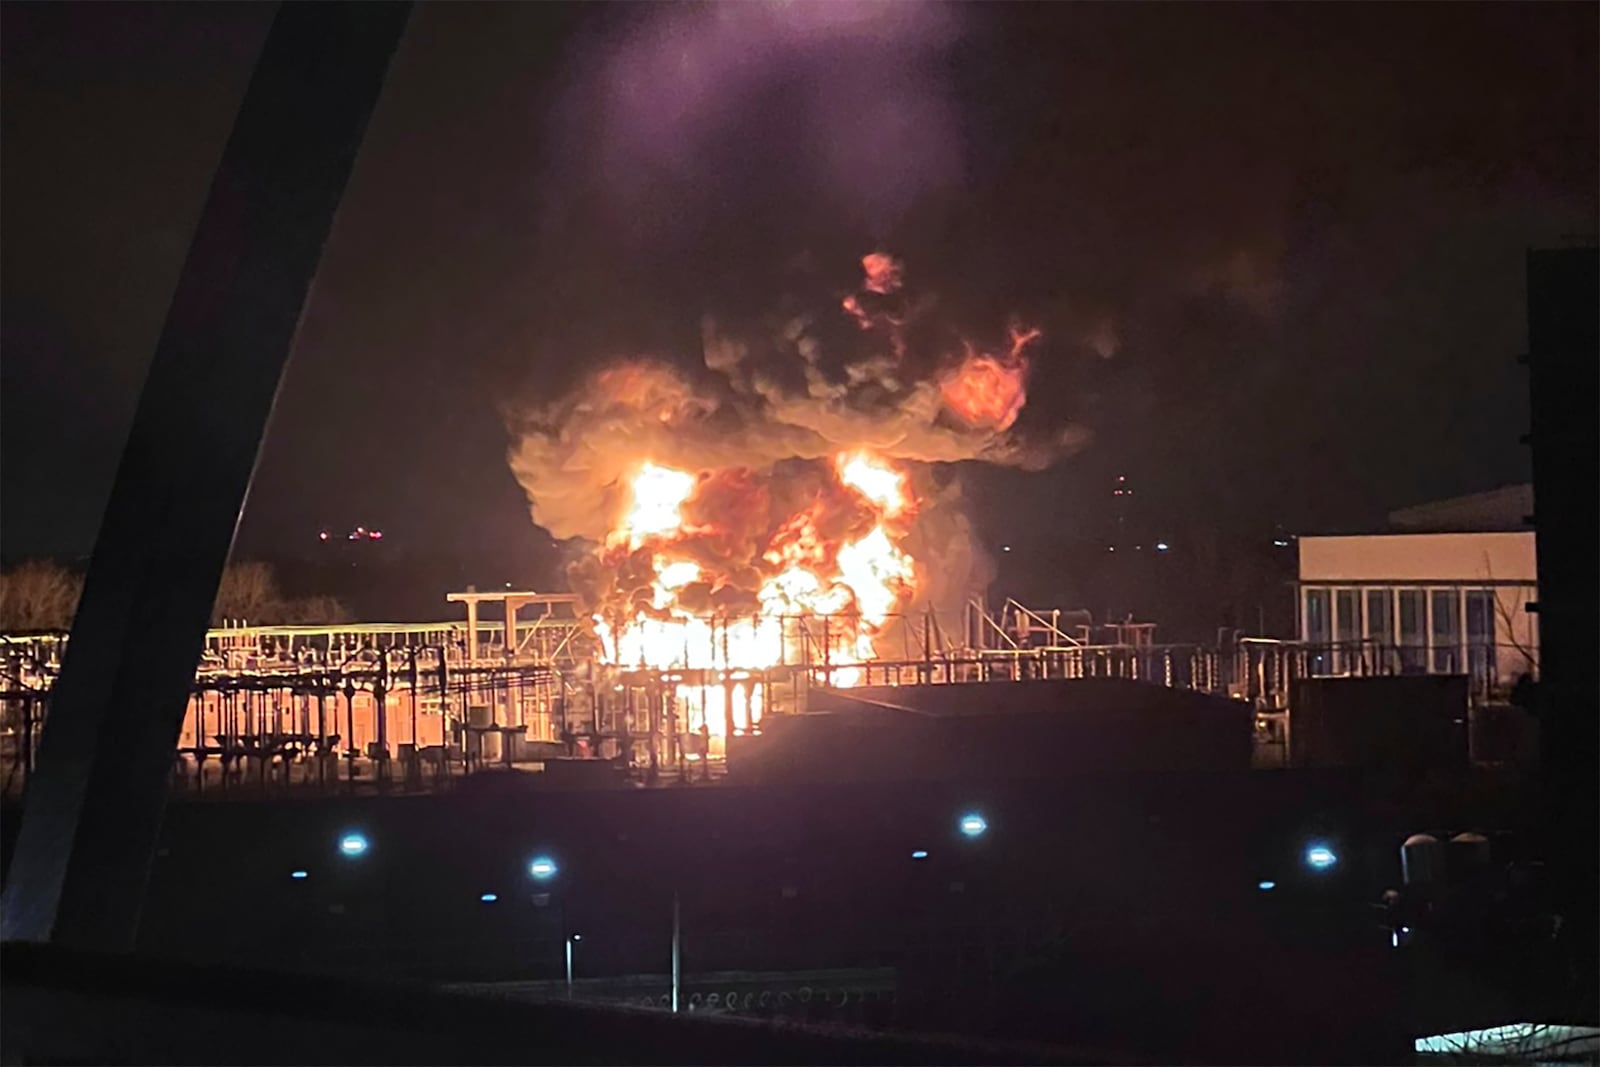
[1,1,411,950]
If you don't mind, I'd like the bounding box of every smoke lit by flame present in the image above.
[508,252,1081,742]
[938,325,1039,432]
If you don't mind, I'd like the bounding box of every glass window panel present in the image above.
[1465,590,1495,688]
[1431,589,1461,673]
[1366,588,1394,670]
[1335,589,1362,673]
[1465,591,1494,640]
[1335,590,1362,642]
[1304,588,1331,675]
[1398,589,1426,673]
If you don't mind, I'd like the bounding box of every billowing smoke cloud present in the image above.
[547,2,967,236]
[506,254,1086,615]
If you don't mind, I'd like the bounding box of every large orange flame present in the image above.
[594,450,919,733]
[939,325,1041,432]
[543,253,1047,747]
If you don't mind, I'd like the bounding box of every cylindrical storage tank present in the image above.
[1448,831,1491,878]
[1401,833,1443,885]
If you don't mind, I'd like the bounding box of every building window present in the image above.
[1465,590,1495,690]
[1431,589,1461,673]
[1304,588,1331,675]
[1398,589,1426,673]
[1335,589,1362,673]
[1366,588,1393,670]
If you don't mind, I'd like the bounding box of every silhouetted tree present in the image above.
[211,561,283,625]
[1,558,350,632]
[211,561,349,626]
[0,560,83,631]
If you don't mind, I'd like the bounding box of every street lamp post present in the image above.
[565,934,578,999]
[671,891,681,1013]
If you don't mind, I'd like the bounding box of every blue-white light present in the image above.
[958,812,988,839]
[1304,844,1338,871]
[1156,541,1170,552]
[480,893,498,903]
[338,833,369,858]
[911,850,929,860]
[291,870,309,880]
[528,855,559,881]
[1257,880,1276,891]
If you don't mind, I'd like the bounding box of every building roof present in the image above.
[1387,484,1533,533]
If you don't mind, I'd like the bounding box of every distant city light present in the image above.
[958,812,988,839]
[291,870,309,880]
[368,530,383,540]
[571,933,582,942]
[1156,541,1170,552]
[1257,880,1276,891]
[338,832,369,858]
[1001,545,1012,553]
[1304,844,1338,871]
[480,893,498,903]
[1273,539,1290,547]
[528,855,559,881]
[911,849,929,860]
[317,531,330,542]
[1107,546,1116,553]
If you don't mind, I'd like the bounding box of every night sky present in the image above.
[3,2,1595,570]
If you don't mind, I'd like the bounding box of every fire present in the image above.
[860,251,903,295]
[835,526,914,623]
[594,449,922,735]
[939,325,1041,432]
[836,451,911,519]
[615,462,697,550]
[516,250,1055,752]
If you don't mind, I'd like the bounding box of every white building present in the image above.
[1296,486,1539,698]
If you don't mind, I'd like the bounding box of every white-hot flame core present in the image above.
[617,463,697,550]
[594,454,921,727]
[837,452,911,518]
[835,526,914,623]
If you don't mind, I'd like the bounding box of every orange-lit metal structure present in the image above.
[3,593,1327,798]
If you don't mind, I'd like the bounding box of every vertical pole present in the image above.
[671,891,681,1013]
[408,647,420,749]
[821,615,830,688]
[504,596,517,729]
[565,937,574,1000]
[375,654,388,783]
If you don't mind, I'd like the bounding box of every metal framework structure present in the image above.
[4,584,1543,802]
[1,594,1326,798]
